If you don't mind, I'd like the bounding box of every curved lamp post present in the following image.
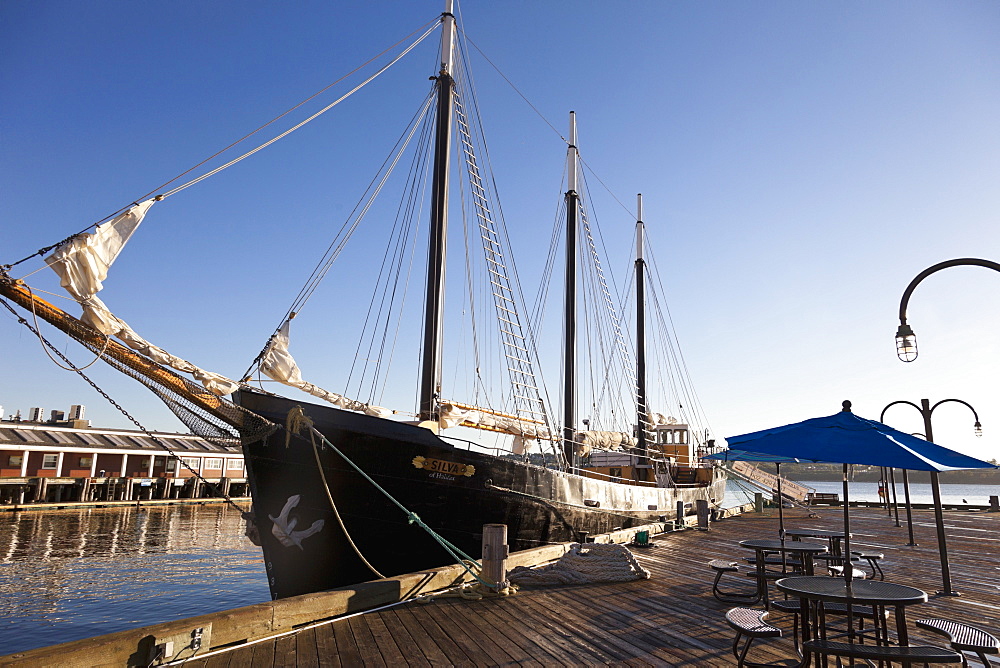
[896,258,1000,361]
[880,399,981,596]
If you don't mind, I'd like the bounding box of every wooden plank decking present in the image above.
[181,505,1000,666]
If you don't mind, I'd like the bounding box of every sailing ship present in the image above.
[0,1,725,600]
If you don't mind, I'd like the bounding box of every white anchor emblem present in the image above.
[269,494,324,549]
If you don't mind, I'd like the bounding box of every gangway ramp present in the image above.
[729,461,812,501]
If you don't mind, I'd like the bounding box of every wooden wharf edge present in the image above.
[7,502,1000,666]
[0,507,740,668]
[3,495,992,513]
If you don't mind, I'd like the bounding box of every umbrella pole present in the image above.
[889,468,901,527]
[930,470,959,596]
[776,462,784,539]
[901,469,917,545]
[777,462,787,572]
[921,399,959,596]
[882,467,891,515]
[842,463,855,634]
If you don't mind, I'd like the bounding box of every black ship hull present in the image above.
[236,389,726,600]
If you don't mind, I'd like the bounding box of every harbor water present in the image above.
[0,503,267,655]
[3,480,1000,656]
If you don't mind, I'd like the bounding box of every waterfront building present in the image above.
[0,405,248,504]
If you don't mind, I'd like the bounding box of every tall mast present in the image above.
[634,194,649,478]
[562,112,579,466]
[419,1,456,422]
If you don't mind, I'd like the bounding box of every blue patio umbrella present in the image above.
[719,403,993,471]
[707,401,997,594]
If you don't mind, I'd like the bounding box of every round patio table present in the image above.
[739,539,827,606]
[785,528,849,555]
[786,528,853,568]
[776,575,927,646]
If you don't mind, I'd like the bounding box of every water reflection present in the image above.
[0,504,268,655]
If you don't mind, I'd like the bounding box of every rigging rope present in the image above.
[3,19,440,272]
[459,32,567,146]
[280,410,492,589]
[453,80,551,431]
[453,34,556,438]
[158,23,440,201]
[646,245,715,438]
[0,296,249,514]
[341,96,434,404]
[239,91,435,385]
[287,407,385,579]
[23,283,113,372]
[459,27,636,225]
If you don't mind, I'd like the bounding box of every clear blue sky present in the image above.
[2,1,999,461]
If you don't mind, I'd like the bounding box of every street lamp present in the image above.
[880,398,981,596]
[894,323,917,362]
[895,258,1000,362]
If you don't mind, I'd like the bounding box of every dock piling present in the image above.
[696,499,711,529]
[482,523,509,592]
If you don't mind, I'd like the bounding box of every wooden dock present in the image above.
[6,504,1000,666]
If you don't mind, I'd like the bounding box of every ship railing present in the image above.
[436,433,512,458]
[575,468,662,487]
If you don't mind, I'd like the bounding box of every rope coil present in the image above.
[508,542,651,586]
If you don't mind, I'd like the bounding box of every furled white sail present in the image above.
[578,430,637,451]
[260,318,392,418]
[46,200,153,322]
[646,412,678,426]
[45,200,240,396]
[260,319,304,385]
[438,401,553,442]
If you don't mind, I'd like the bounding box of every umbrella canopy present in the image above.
[714,406,995,471]
[708,401,997,597]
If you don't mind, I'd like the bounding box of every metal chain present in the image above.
[1,296,248,513]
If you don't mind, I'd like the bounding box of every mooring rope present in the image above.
[281,409,491,589]
[285,407,385,579]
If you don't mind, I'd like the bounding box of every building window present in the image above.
[8,455,23,467]
[181,457,200,472]
[79,457,93,467]
[203,458,223,470]
[42,454,58,470]
[227,459,244,471]
[165,459,177,472]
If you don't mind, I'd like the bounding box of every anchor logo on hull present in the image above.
[269,494,325,549]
